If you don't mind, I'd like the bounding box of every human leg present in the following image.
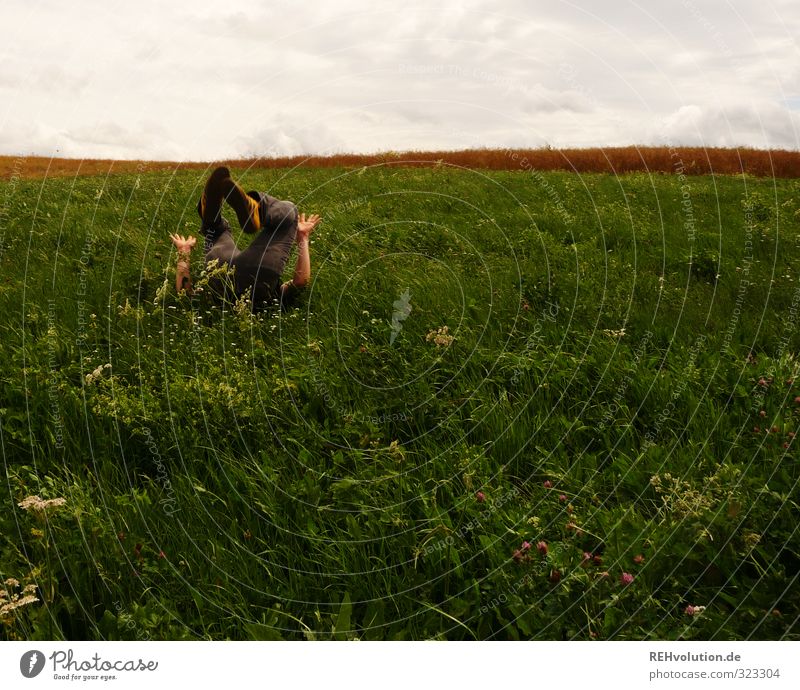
[234,195,298,276]
[229,196,298,307]
[199,166,262,234]
[203,223,240,265]
[198,166,231,229]
[196,168,242,265]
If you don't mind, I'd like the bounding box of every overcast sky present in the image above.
[0,0,798,160]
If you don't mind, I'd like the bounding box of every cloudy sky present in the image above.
[1,0,798,160]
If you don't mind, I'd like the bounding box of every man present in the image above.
[169,166,321,310]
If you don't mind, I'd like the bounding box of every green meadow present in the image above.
[1,164,799,640]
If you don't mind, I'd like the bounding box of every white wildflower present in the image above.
[0,594,39,617]
[426,325,454,347]
[84,363,111,385]
[18,495,67,513]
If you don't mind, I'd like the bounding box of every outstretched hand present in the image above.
[170,233,197,255]
[297,213,321,243]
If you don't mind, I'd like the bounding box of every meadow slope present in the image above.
[1,163,799,640]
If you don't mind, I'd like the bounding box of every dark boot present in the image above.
[199,166,231,228]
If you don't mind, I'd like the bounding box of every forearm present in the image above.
[175,252,193,294]
[290,238,310,287]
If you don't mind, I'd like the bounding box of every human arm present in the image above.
[170,233,197,295]
[281,213,321,295]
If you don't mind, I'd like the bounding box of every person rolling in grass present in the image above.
[169,166,321,310]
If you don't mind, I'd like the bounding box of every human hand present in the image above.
[170,233,197,255]
[296,213,321,243]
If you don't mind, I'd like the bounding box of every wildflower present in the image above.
[521,541,532,552]
[425,325,454,347]
[17,496,66,513]
[536,541,548,556]
[581,552,592,565]
[475,491,486,503]
[685,604,706,616]
[795,396,800,404]
[543,480,553,489]
[593,554,603,566]
[512,549,524,562]
[633,554,645,565]
[758,377,768,387]
[549,569,562,583]
[620,572,634,586]
[559,494,567,502]
[84,363,112,385]
[4,578,20,588]
[753,426,760,433]
[158,550,166,559]
[0,594,39,617]
[759,410,766,418]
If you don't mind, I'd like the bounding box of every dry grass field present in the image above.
[2,145,799,180]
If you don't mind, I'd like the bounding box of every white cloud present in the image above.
[0,0,797,159]
[658,102,800,149]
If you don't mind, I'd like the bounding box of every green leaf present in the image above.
[333,593,352,641]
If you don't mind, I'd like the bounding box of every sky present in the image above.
[0,0,798,160]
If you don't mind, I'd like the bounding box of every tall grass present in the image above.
[1,165,799,640]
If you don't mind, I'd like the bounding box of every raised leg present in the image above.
[234,196,298,275]
[231,196,298,306]
[198,166,231,228]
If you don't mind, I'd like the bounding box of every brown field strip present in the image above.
[2,146,799,180]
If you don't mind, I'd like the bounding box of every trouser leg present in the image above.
[235,195,298,277]
[204,229,240,265]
